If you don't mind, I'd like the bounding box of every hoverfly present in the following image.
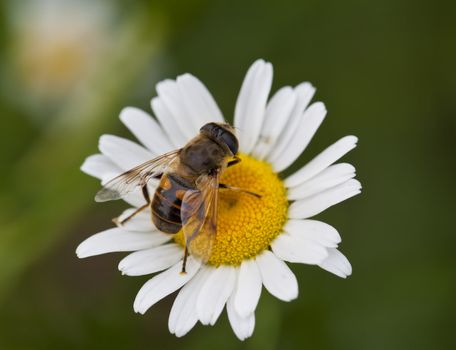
[95,122,260,273]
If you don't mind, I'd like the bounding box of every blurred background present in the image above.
[0,0,455,349]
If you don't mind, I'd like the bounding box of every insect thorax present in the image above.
[180,137,227,175]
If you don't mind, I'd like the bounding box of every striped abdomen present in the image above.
[152,173,193,234]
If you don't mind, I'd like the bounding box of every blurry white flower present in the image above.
[5,0,115,112]
[77,59,361,340]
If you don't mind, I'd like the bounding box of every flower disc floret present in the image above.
[174,154,288,266]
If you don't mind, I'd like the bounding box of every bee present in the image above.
[95,122,260,273]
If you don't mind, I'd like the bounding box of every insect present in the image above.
[95,122,260,273]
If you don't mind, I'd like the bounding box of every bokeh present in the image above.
[0,0,455,349]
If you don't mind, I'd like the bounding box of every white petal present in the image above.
[122,193,147,208]
[133,257,200,314]
[118,244,183,276]
[227,295,255,341]
[234,59,273,154]
[271,232,328,265]
[98,134,154,170]
[176,74,224,125]
[233,259,262,318]
[151,96,188,148]
[252,86,296,160]
[256,250,298,302]
[196,265,237,325]
[81,154,121,180]
[120,107,174,154]
[156,79,200,140]
[169,267,211,337]
[266,82,315,163]
[287,163,356,200]
[284,219,341,248]
[76,228,170,258]
[319,248,352,278]
[285,136,358,188]
[288,179,362,219]
[269,102,327,172]
[115,208,154,232]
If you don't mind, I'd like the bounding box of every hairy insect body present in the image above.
[95,122,256,272]
[152,137,227,234]
[180,137,228,176]
[152,173,192,234]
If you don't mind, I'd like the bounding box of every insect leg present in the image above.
[227,156,241,167]
[113,185,151,226]
[180,246,189,274]
[219,183,262,198]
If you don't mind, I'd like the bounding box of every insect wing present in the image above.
[95,149,180,202]
[180,171,220,263]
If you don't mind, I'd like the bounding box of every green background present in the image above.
[0,0,454,349]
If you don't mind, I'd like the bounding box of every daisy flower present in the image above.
[77,59,361,340]
[6,0,114,113]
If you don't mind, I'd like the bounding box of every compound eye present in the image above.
[221,131,238,155]
[200,123,215,133]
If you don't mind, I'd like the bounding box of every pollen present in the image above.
[174,154,288,266]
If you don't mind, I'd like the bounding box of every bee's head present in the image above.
[200,122,239,155]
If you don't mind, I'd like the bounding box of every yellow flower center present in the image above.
[174,154,288,266]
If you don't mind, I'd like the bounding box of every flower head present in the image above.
[6,0,114,111]
[77,59,361,340]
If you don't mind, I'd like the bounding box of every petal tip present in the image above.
[75,243,87,259]
[351,179,362,190]
[176,72,194,82]
[296,81,316,94]
[252,58,266,66]
[119,106,135,121]
[345,135,359,145]
[79,157,93,175]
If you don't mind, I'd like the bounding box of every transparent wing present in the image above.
[180,170,220,263]
[95,149,180,202]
